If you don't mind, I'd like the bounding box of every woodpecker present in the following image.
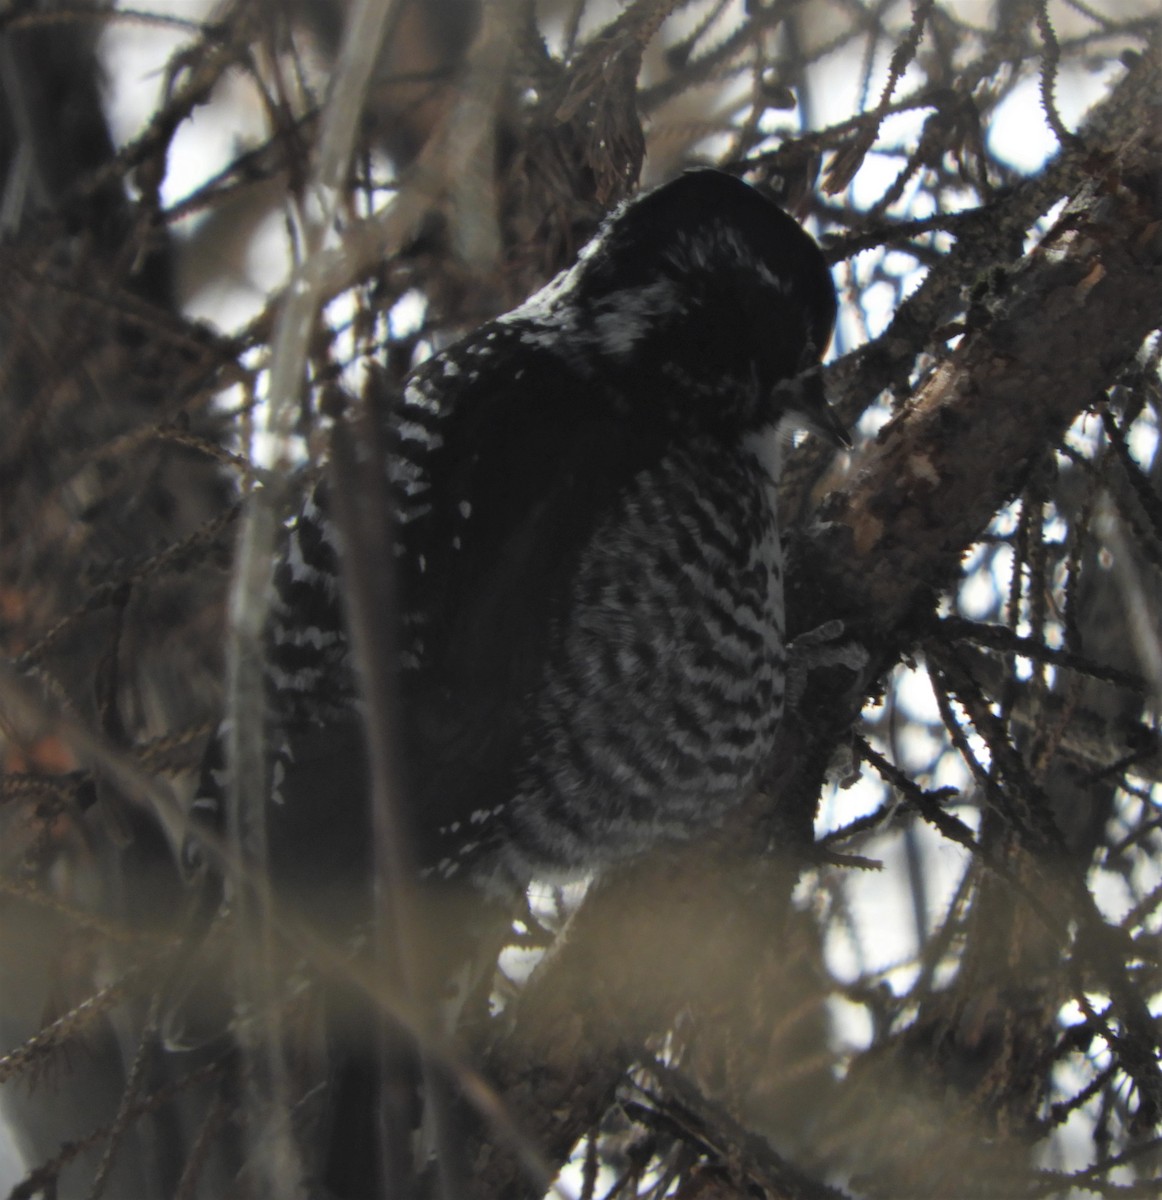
[184,168,847,1194]
[198,168,845,896]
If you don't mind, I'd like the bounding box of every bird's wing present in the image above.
[389,328,667,864]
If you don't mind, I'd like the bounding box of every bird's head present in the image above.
[569,169,846,446]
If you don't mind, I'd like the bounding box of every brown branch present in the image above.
[825,59,1162,646]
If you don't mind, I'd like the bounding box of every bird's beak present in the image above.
[777,367,852,450]
[805,392,852,450]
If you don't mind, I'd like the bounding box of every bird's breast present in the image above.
[494,436,787,886]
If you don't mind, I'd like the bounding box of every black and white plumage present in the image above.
[193,169,845,911]
[183,167,847,1198]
